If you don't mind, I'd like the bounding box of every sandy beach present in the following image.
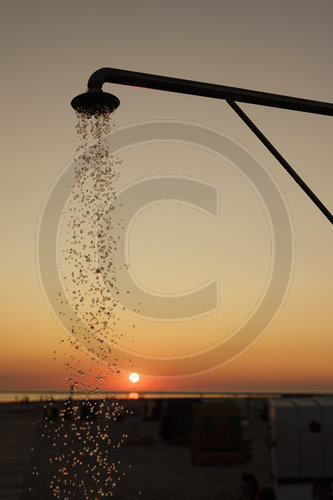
[0,398,273,499]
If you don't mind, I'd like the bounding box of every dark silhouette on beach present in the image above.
[237,472,259,500]
[313,478,333,500]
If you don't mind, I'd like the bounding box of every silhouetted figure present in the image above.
[256,486,276,500]
[64,397,73,420]
[81,400,98,420]
[43,405,59,421]
[238,473,259,500]
[51,406,59,420]
[313,479,333,500]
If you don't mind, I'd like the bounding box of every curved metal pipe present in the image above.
[79,66,332,224]
[87,67,333,116]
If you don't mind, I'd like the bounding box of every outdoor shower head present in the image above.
[69,67,332,224]
[71,89,120,116]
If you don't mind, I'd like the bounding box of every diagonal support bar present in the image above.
[226,99,333,225]
[79,68,333,224]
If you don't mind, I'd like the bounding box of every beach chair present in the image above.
[191,401,251,465]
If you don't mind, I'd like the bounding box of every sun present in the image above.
[129,372,140,383]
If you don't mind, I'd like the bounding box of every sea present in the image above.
[0,390,329,403]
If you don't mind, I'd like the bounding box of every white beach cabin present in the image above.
[268,396,333,499]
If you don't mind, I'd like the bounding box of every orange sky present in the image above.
[0,0,332,392]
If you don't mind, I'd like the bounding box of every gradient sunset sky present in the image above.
[0,0,332,392]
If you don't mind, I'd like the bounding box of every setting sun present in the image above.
[129,372,140,383]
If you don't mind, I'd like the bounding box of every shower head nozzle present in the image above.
[71,90,120,116]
